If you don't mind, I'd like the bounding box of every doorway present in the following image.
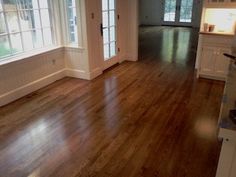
[162,0,194,26]
[101,0,119,70]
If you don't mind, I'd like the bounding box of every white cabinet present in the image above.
[205,0,236,7]
[196,34,232,81]
[199,46,230,80]
[216,138,236,177]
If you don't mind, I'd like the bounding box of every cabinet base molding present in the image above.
[198,73,226,81]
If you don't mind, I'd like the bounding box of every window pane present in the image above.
[67,0,72,7]
[40,9,50,27]
[179,0,193,23]
[102,11,108,27]
[110,26,115,41]
[17,0,36,9]
[3,0,17,11]
[164,0,176,22]
[39,0,48,8]
[31,0,39,9]
[43,28,52,45]
[110,42,116,57]
[104,43,109,59]
[66,0,77,43]
[109,0,115,10]
[32,29,43,48]
[0,35,11,58]
[0,13,7,34]
[17,0,26,9]
[0,1,3,11]
[10,33,23,53]
[102,0,108,11]
[31,10,41,28]
[22,31,33,51]
[6,12,20,33]
[19,10,33,31]
[109,10,115,26]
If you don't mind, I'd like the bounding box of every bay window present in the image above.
[0,0,53,60]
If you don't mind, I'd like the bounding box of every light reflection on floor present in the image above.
[194,117,217,140]
[161,27,191,64]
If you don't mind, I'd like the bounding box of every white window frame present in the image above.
[0,0,55,61]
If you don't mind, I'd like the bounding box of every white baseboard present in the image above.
[66,68,103,80]
[0,69,66,107]
[89,67,103,80]
[66,68,90,80]
[0,68,103,107]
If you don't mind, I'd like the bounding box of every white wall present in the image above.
[0,48,65,106]
[139,0,163,26]
[139,0,203,28]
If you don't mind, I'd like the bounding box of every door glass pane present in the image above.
[102,0,116,60]
[102,0,108,11]
[110,26,115,41]
[0,35,11,58]
[6,12,20,33]
[10,33,23,53]
[102,11,108,27]
[104,44,109,60]
[179,0,193,23]
[164,0,177,22]
[109,10,115,26]
[0,13,7,34]
[103,28,109,44]
[110,42,116,57]
[109,0,115,9]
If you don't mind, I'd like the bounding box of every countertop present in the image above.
[219,62,236,139]
[199,31,235,37]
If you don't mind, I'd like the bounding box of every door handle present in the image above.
[100,23,103,36]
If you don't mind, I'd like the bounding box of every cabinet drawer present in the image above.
[201,35,233,47]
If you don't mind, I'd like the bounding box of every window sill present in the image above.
[0,46,64,66]
[64,44,85,50]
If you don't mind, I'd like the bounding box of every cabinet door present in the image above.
[214,48,230,77]
[200,46,216,75]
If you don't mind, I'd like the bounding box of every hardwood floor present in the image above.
[0,26,225,177]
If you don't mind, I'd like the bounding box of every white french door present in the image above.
[162,0,194,26]
[101,0,119,70]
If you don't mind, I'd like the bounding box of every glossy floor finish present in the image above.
[0,27,225,177]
